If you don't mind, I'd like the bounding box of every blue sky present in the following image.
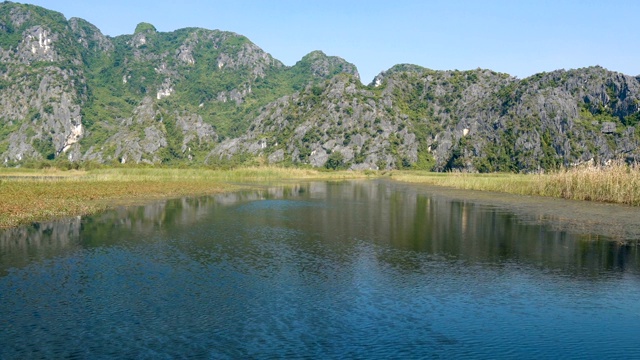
[22,0,640,83]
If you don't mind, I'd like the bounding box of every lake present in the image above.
[1,180,639,359]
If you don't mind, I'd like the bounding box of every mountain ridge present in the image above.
[1,2,639,171]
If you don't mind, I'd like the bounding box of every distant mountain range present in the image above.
[1,2,639,171]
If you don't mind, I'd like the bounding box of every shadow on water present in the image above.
[1,180,638,277]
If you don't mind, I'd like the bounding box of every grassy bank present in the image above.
[0,167,364,228]
[2,163,638,229]
[391,162,640,206]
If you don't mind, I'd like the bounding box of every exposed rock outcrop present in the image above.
[0,2,639,171]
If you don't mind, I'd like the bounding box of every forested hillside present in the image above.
[1,2,639,171]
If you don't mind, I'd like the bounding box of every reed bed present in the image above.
[81,166,363,182]
[2,163,637,229]
[0,166,364,228]
[390,171,534,195]
[537,162,640,205]
[0,175,229,229]
[391,162,640,206]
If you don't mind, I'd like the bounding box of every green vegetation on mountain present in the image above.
[0,2,639,172]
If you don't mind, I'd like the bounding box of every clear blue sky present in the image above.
[22,0,640,83]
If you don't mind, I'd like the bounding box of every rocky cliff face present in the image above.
[212,66,640,171]
[1,2,639,171]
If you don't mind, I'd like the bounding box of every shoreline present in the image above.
[1,167,639,237]
[384,179,640,243]
[0,167,365,229]
[389,163,640,206]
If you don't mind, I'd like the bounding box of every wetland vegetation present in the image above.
[1,162,638,229]
[1,178,639,358]
[0,166,365,228]
[391,161,640,206]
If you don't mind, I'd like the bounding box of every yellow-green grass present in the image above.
[536,163,640,205]
[391,162,640,206]
[80,166,366,182]
[2,163,638,229]
[0,166,368,228]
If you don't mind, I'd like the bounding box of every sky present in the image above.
[21,0,640,83]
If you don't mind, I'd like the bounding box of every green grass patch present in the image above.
[0,166,368,228]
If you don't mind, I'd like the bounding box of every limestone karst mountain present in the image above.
[1,2,639,171]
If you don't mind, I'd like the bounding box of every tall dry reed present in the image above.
[392,162,640,206]
[536,161,640,206]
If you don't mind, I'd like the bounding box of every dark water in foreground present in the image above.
[1,180,639,359]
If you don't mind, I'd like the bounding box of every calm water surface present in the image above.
[1,180,639,359]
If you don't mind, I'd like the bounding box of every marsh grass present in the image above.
[82,166,361,182]
[390,171,533,194]
[0,166,365,228]
[392,162,640,206]
[537,162,640,205]
[2,164,637,229]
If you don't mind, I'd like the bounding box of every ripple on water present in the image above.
[1,238,639,359]
[1,181,640,359]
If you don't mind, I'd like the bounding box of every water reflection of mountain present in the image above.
[0,187,308,273]
[1,181,638,277]
[281,181,640,276]
[0,217,82,272]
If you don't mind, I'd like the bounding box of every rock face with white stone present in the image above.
[17,26,58,62]
[156,84,174,100]
[60,124,83,154]
[1,2,640,171]
[210,65,640,171]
